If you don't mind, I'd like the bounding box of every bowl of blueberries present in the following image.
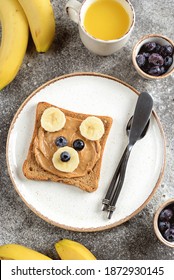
[132,34,174,79]
[154,199,174,248]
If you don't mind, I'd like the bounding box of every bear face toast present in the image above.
[23,102,113,192]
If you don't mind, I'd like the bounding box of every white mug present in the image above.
[65,0,135,56]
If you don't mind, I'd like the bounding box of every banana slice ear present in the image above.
[41,107,66,132]
[80,116,105,141]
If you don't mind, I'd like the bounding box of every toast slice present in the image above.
[23,102,113,192]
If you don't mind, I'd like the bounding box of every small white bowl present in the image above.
[154,198,174,248]
[132,34,174,80]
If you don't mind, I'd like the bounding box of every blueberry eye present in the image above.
[73,139,85,151]
[60,151,70,162]
[55,136,67,147]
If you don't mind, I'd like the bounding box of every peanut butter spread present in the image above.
[33,116,101,178]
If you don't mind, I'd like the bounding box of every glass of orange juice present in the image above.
[66,0,135,55]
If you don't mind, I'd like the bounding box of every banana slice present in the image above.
[80,116,105,140]
[52,146,79,172]
[41,107,66,132]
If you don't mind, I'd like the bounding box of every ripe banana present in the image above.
[0,0,29,90]
[52,147,79,172]
[0,244,52,260]
[80,116,105,140]
[18,0,55,52]
[55,239,96,260]
[41,107,66,132]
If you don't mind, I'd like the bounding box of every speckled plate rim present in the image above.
[6,72,166,232]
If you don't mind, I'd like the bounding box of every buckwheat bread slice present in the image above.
[23,102,113,192]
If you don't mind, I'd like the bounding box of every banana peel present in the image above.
[18,0,55,52]
[55,239,97,260]
[0,0,29,90]
[0,0,55,90]
[0,244,52,260]
[0,240,96,260]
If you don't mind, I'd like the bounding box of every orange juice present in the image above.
[83,0,130,41]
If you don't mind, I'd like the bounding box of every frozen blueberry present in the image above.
[166,45,174,56]
[148,66,162,76]
[160,45,174,57]
[141,63,151,73]
[164,56,173,68]
[171,223,174,229]
[148,53,164,66]
[160,66,166,75]
[163,228,174,242]
[136,54,146,68]
[159,208,173,222]
[158,221,170,232]
[73,139,85,151]
[60,151,70,162]
[142,42,156,52]
[55,136,68,147]
[141,52,150,59]
[154,43,162,53]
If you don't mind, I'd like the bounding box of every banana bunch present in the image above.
[0,239,96,260]
[0,0,55,90]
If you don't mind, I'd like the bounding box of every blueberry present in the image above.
[141,63,151,73]
[164,56,173,68]
[160,45,174,57]
[148,66,162,76]
[148,53,164,66]
[136,54,146,68]
[158,221,170,232]
[159,208,173,222]
[166,45,174,56]
[171,223,174,229]
[160,66,166,75]
[141,52,150,59]
[73,139,85,151]
[55,136,67,147]
[163,228,174,242]
[154,43,162,53]
[60,151,70,162]
[142,42,156,52]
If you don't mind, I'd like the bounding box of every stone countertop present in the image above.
[0,0,174,260]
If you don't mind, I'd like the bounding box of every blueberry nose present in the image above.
[60,151,70,162]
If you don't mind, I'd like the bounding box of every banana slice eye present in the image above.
[52,146,79,173]
[41,107,66,132]
[80,116,105,141]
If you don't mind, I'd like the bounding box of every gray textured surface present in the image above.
[0,0,174,259]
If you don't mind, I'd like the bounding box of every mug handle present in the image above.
[65,0,82,24]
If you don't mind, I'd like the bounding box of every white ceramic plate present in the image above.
[6,73,165,232]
